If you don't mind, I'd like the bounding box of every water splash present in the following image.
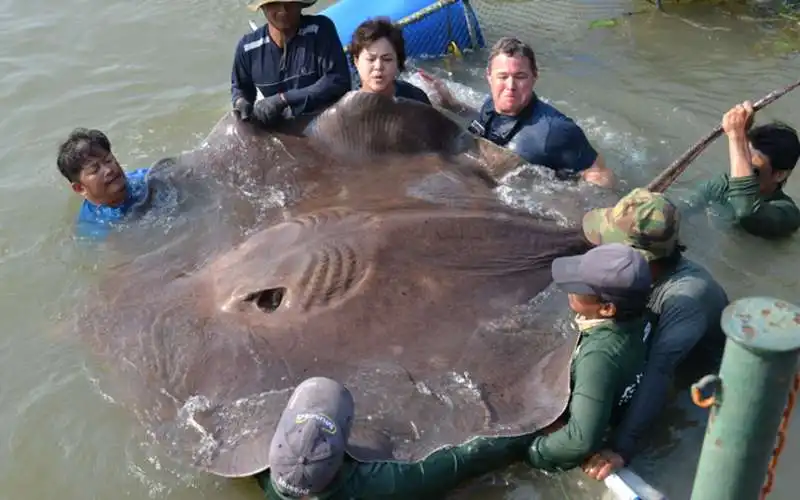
[175,394,219,466]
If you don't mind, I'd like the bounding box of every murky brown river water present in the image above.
[1,0,799,498]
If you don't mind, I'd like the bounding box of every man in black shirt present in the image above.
[231,0,351,127]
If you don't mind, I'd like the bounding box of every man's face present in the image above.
[263,2,303,32]
[750,143,790,195]
[567,293,615,319]
[71,149,127,206]
[486,54,536,116]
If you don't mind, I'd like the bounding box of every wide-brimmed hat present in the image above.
[248,0,317,11]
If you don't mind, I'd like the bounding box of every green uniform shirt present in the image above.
[526,317,648,471]
[691,172,800,239]
[257,434,530,499]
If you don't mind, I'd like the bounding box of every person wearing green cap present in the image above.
[687,100,800,239]
[230,0,350,127]
[576,188,729,481]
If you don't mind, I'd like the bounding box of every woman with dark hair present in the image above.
[348,18,431,105]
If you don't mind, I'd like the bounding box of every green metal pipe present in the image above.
[690,296,800,500]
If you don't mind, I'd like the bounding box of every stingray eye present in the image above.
[243,287,286,313]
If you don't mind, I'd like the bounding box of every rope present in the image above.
[394,0,461,29]
[760,373,800,499]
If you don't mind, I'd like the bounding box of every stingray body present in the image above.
[76,92,617,479]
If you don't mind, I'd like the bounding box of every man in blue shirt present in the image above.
[56,128,150,239]
[231,0,351,127]
[419,37,614,188]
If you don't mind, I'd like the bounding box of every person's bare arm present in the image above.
[417,70,480,122]
[580,153,615,188]
[723,101,755,180]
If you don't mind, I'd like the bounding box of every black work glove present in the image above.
[233,98,253,121]
[252,95,288,127]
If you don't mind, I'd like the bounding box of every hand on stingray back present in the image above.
[233,97,253,121]
[417,69,456,109]
[582,449,625,481]
[253,95,288,127]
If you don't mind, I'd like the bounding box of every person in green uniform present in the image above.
[525,243,652,473]
[688,100,800,239]
[576,189,729,481]
[257,376,531,499]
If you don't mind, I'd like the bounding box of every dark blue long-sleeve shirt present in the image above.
[230,15,351,117]
[610,257,728,462]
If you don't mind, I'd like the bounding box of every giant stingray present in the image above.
[75,91,622,479]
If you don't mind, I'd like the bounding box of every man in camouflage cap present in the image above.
[582,187,680,262]
[578,188,729,482]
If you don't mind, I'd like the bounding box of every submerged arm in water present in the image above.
[678,173,800,239]
[345,436,530,498]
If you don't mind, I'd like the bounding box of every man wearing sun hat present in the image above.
[256,376,532,499]
[577,188,729,482]
[230,0,350,127]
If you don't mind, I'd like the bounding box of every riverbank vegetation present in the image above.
[584,0,800,55]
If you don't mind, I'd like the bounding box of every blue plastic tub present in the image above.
[321,0,485,59]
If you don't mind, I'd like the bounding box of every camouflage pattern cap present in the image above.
[581,188,680,261]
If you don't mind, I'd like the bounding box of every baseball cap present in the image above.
[551,243,652,308]
[269,377,355,497]
[581,188,680,261]
[248,0,317,11]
